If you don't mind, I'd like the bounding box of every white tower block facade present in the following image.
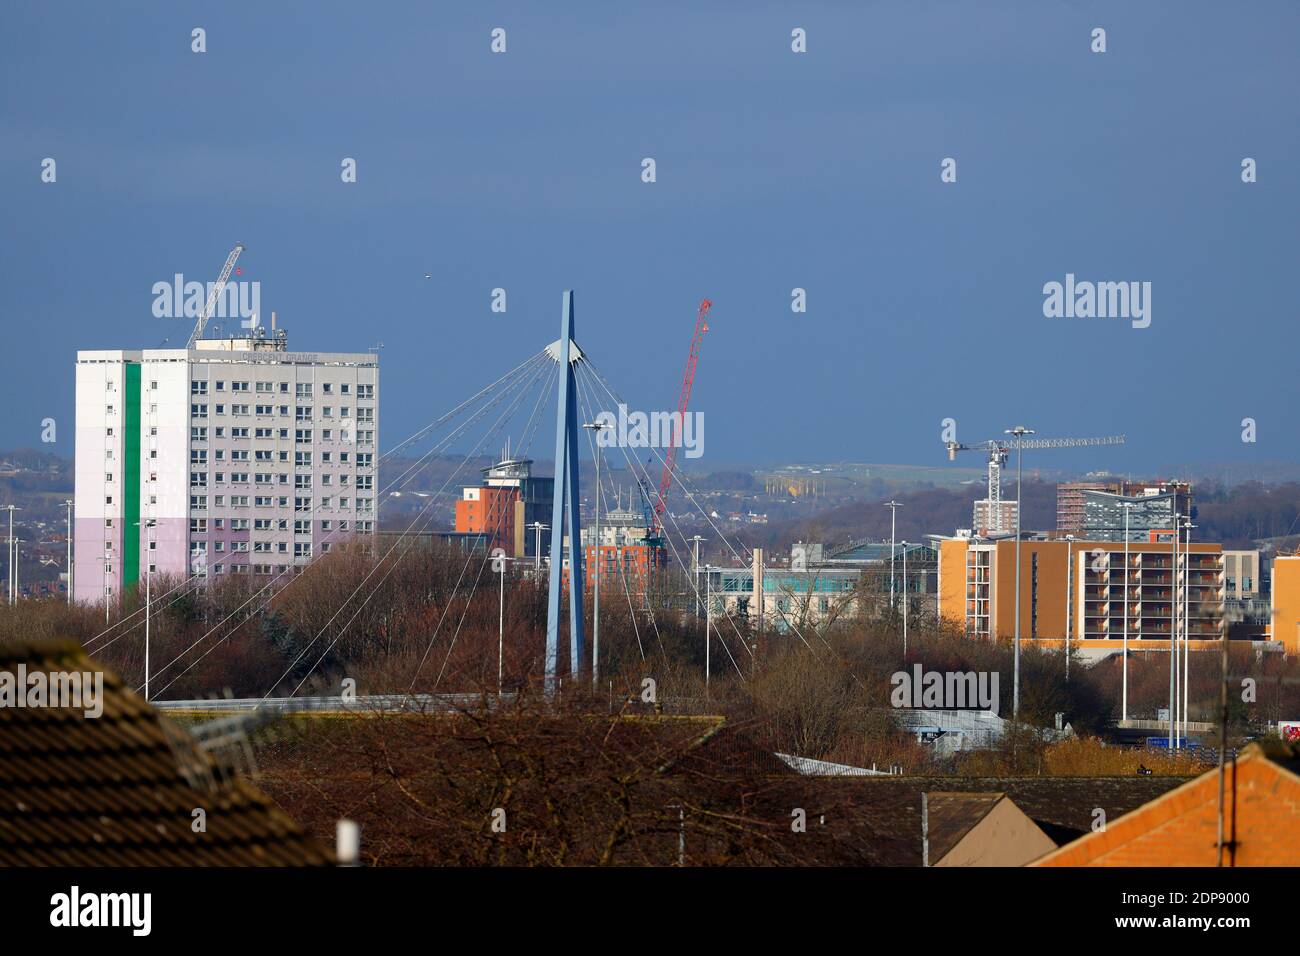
[74,338,378,605]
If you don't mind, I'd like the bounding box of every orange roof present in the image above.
[1034,739,1300,867]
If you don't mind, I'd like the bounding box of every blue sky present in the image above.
[1,1,1296,475]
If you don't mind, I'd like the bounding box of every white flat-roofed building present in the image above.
[74,332,378,605]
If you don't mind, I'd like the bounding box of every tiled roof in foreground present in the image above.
[813,774,1192,864]
[1034,739,1300,866]
[0,639,333,867]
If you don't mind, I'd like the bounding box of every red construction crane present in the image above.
[656,298,711,521]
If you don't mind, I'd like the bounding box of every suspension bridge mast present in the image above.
[545,292,587,692]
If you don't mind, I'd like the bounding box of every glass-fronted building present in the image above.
[1080,490,1176,541]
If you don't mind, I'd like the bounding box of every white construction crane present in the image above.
[185,242,245,349]
[946,434,1126,533]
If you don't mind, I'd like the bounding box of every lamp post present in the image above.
[582,420,611,688]
[1175,516,1184,747]
[1121,502,1134,723]
[1003,426,1034,720]
[689,535,707,617]
[5,504,20,605]
[1175,509,1185,738]
[1184,517,1190,743]
[102,555,111,625]
[65,499,74,604]
[490,551,528,697]
[1177,519,1183,747]
[885,501,903,610]
[1187,519,1197,744]
[135,518,156,701]
[529,521,548,575]
[704,565,713,690]
[901,541,909,655]
[497,551,506,696]
[1065,534,1075,682]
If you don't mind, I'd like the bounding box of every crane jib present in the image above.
[655,299,712,518]
[186,242,246,348]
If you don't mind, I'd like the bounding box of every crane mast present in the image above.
[655,299,712,521]
[185,242,245,349]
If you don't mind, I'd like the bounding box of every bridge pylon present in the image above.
[545,291,586,692]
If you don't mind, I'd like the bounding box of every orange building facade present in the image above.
[938,537,1230,653]
[1270,555,1300,653]
[455,485,519,555]
[580,542,668,597]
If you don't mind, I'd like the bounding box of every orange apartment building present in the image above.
[1270,555,1300,652]
[937,536,1236,655]
[566,502,668,597]
[454,456,554,559]
[455,484,518,554]
[579,540,668,596]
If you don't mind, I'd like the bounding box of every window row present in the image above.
[189,494,374,512]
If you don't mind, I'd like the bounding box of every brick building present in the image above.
[454,456,553,559]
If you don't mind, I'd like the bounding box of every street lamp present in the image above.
[1179,516,1196,749]
[885,501,903,609]
[491,549,509,696]
[703,564,714,690]
[1065,534,1075,682]
[1167,512,1185,747]
[10,537,19,603]
[65,499,74,605]
[582,420,612,688]
[1003,426,1034,720]
[1121,501,1134,723]
[135,518,156,702]
[499,550,506,695]
[5,504,21,605]
[1172,519,1180,746]
[529,521,548,574]
[689,535,707,617]
[901,541,909,655]
[102,555,111,625]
